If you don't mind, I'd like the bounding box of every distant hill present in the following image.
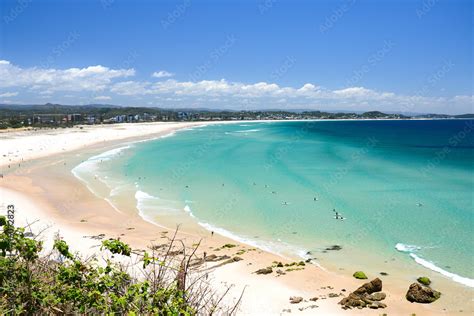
[454,113,474,118]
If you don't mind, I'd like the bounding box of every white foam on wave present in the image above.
[183,205,195,218]
[92,145,131,160]
[410,253,474,288]
[134,190,167,228]
[395,243,474,288]
[72,145,131,178]
[196,219,316,264]
[135,190,159,201]
[197,221,285,257]
[235,129,261,133]
[395,243,421,253]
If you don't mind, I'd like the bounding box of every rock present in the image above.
[223,256,243,264]
[380,272,389,276]
[205,254,231,262]
[276,269,286,276]
[326,245,342,251]
[406,283,441,303]
[353,271,368,279]
[417,276,431,286]
[309,297,319,301]
[299,305,318,311]
[255,267,273,275]
[367,292,386,301]
[328,293,340,298]
[289,296,303,304]
[339,278,385,310]
[353,278,382,295]
[368,301,387,309]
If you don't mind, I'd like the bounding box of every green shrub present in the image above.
[0,218,239,314]
[353,271,368,279]
[417,276,431,286]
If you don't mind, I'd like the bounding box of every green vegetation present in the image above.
[221,243,237,249]
[0,216,240,314]
[353,271,368,279]
[417,277,431,286]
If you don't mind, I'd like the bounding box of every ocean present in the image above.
[72,119,474,287]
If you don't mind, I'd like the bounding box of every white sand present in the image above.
[0,186,101,257]
[0,122,214,169]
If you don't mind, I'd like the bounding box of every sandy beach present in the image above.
[0,122,470,315]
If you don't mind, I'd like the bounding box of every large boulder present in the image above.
[255,267,273,275]
[339,278,386,310]
[406,283,441,303]
[353,278,382,295]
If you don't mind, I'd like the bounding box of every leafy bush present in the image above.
[0,216,241,314]
[353,271,368,279]
[417,276,431,286]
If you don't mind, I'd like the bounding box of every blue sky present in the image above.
[0,0,472,114]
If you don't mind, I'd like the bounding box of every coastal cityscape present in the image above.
[1,103,472,129]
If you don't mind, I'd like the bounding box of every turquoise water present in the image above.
[73,120,474,286]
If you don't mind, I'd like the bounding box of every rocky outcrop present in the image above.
[406,283,441,303]
[339,278,387,310]
[255,267,273,275]
[289,296,303,304]
[353,277,382,295]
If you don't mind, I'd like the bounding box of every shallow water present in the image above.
[72,119,474,287]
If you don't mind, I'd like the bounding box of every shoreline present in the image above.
[0,121,471,314]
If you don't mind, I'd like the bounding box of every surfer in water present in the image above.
[333,208,344,220]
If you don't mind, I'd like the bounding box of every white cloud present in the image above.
[453,95,474,104]
[106,78,474,113]
[0,91,18,97]
[1,60,472,114]
[0,60,134,92]
[333,87,376,98]
[152,70,174,78]
[94,95,112,101]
